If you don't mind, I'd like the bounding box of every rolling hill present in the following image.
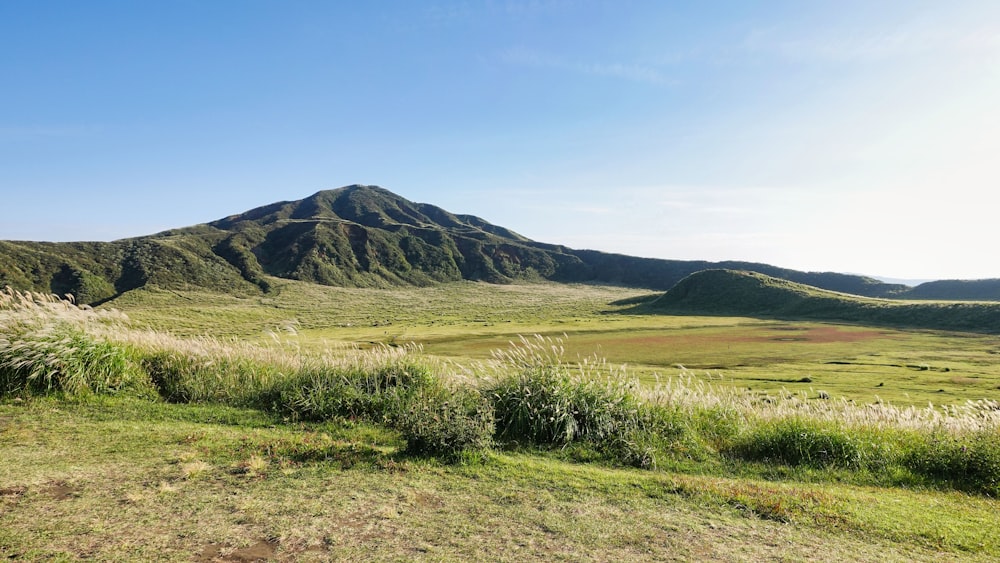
[648,269,1000,333]
[0,184,968,304]
[901,278,1000,301]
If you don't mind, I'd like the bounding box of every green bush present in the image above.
[902,431,1000,496]
[395,385,495,460]
[689,405,742,447]
[639,404,713,462]
[486,365,646,450]
[727,418,886,470]
[277,360,434,423]
[140,351,284,408]
[278,359,495,461]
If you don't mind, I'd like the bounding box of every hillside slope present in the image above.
[0,184,917,303]
[649,270,1000,333]
[901,279,1000,301]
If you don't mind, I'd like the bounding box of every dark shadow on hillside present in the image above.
[608,297,1000,335]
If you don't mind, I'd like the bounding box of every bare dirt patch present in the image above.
[195,539,279,563]
[414,492,444,509]
[44,481,77,500]
[224,539,278,562]
[950,376,979,385]
[0,485,26,496]
[193,543,223,562]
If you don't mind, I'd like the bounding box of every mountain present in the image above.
[647,270,1000,333]
[0,184,947,304]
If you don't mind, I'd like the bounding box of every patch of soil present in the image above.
[223,539,279,562]
[615,326,886,349]
[329,509,398,544]
[801,327,886,343]
[0,485,27,497]
[414,492,444,508]
[44,482,77,500]
[737,327,886,344]
[193,544,223,562]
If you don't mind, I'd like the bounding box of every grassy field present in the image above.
[3,398,999,562]
[114,280,1000,407]
[3,280,1000,561]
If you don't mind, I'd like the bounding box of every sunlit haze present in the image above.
[2,1,998,280]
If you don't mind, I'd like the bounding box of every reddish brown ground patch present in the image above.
[0,485,27,497]
[794,327,886,343]
[950,377,979,385]
[608,326,886,348]
[193,544,222,562]
[223,539,278,562]
[194,540,280,563]
[414,492,444,509]
[44,481,77,500]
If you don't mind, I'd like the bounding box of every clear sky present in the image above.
[2,1,998,281]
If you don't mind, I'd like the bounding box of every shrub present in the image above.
[395,385,495,460]
[277,359,435,423]
[141,350,285,408]
[278,357,494,461]
[688,406,742,447]
[638,404,713,463]
[487,365,643,446]
[902,430,1000,496]
[727,417,887,470]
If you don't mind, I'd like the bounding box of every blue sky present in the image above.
[2,1,998,280]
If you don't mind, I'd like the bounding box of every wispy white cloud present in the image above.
[423,0,580,25]
[498,46,670,85]
[577,62,668,84]
[743,16,1000,63]
[0,125,99,140]
[499,46,562,67]
[566,204,617,215]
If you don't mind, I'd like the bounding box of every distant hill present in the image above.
[648,270,1000,333]
[0,184,960,304]
[900,279,1000,301]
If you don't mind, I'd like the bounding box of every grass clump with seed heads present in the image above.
[0,288,153,397]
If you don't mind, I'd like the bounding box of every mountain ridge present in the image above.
[0,184,990,304]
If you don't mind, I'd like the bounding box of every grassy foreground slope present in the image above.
[649,270,1000,333]
[3,397,998,562]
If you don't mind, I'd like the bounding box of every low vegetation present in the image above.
[3,287,999,492]
[4,285,1000,559]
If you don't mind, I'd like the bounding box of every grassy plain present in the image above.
[4,279,1000,561]
[115,280,1000,407]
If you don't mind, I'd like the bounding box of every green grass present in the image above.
[5,282,1000,560]
[3,397,999,562]
[110,280,1000,407]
